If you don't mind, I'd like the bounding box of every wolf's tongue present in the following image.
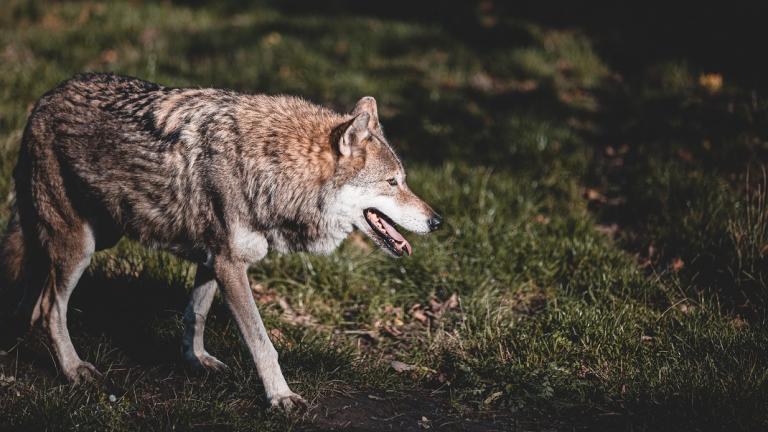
[379,217,412,256]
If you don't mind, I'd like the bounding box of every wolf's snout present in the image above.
[427,214,443,232]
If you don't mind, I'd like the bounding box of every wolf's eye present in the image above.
[387,178,398,186]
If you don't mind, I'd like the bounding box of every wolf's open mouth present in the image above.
[364,208,412,256]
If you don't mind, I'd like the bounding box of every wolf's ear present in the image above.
[353,96,380,131]
[337,112,370,157]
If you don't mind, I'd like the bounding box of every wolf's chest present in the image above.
[265,221,353,256]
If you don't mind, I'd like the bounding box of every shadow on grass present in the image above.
[160,9,597,171]
[587,65,768,315]
[67,269,191,367]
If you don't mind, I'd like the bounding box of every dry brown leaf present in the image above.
[676,149,693,162]
[428,297,443,313]
[584,188,606,203]
[595,224,619,237]
[411,309,429,324]
[483,391,503,406]
[41,12,63,31]
[277,297,315,326]
[699,73,723,94]
[443,293,459,310]
[509,79,538,93]
[251,283,278,305]
[731,316,748,330]
[100,49,118,64]
[269,328,287,346]
[382,325,403,337]
[672,258,685,273]
[390,360,416,373]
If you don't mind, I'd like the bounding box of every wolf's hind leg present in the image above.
[37,224,99,383]
[182,265,227,371]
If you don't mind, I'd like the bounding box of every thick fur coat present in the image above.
[0,73,441,411]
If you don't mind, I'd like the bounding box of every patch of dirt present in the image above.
[300,391,521,432]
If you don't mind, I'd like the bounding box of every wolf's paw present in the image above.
[186,351,228,372]
[269,392,308,414]
[64,361,102,384]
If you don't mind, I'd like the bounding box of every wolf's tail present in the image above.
[0,208,29,346]
[0,210,25,291]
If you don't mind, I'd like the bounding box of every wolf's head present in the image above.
[328,97,442,257]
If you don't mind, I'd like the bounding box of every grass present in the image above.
[1,1,767,430]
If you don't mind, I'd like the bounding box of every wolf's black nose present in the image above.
[428,214,443,231]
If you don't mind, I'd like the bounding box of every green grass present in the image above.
[1,1,767,430]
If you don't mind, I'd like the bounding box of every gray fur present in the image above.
[0,73,441,411]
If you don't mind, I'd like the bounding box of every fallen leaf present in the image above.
[595,224,619,237]
[276,297,316,326]
[100,49,118,64]
[584,188,606,203]
[469,72,494,93]
[672,258,685,272]
[509,79,538,93]
[699,73,723,94]
[41,12,63,31]
[418,416,431,429]
[676,149,693,162]
[382,325,403,337]
[443,293,459,310]
[390,360,416,373]
[263,32,282,47]
[576,364,591,379]
[0,374,16,387]
[411,306,429,324]
[269,328,285,344]
[251,283,278,305]
[483,391,503,405]
[731,316,748,330]
[428,297,443,313]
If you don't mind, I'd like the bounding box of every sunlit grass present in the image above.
[0,1,767,430]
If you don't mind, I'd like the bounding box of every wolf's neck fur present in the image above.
[233,96,356,253]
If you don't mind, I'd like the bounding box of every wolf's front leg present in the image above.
[213,257,306,412]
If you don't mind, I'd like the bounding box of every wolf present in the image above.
[0,73,442,411]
